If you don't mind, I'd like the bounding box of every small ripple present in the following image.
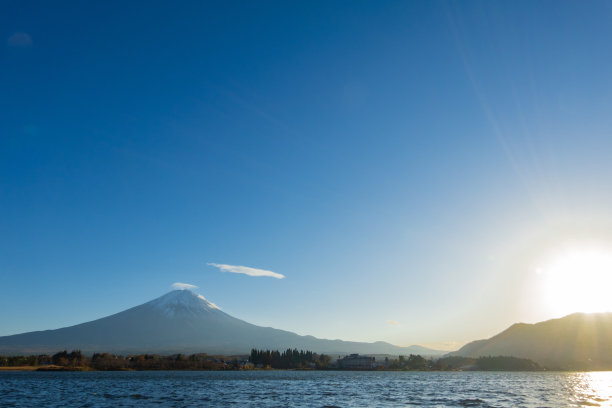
[129,394,149,399]
[458,398,488,407]
[574,401,600,407]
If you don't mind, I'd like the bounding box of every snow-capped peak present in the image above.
[149,289,221,318]
[196,294,221,310]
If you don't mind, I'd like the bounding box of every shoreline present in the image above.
[2,367,608,373]
[0,365,89,372]
[0,366,40,371]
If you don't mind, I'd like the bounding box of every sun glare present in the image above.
[537,248,612,317]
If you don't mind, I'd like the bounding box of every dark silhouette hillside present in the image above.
[450,313,612,369]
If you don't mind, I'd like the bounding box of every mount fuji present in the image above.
[0,289,441,356]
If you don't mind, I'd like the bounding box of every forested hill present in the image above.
[450,312,612,370]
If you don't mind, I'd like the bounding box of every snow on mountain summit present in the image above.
[149,289,221,318]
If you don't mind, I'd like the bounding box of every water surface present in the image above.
[2,370,612,407]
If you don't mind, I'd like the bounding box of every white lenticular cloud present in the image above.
[171,282,199,290]
[208,263,285,279]
[386,320,400,326]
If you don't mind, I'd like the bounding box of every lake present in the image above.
[2,370,612,407]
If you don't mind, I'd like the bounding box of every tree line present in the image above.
[1,350,85,368]
[1,350,543,371]
[383,355,542,371]
[435,355,542,371]
[249,348,331,369]
[0,350,248,371]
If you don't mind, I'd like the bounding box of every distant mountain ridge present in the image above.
[450,312,612,370]
[0,290,442,356]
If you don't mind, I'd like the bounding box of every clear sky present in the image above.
[2,1,612,351]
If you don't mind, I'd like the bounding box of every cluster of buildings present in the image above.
[336,354,376,370]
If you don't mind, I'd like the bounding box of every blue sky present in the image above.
[2,1,612,350]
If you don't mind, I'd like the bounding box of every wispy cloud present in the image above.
[208,263,285,279]
[171,282,198,290]
[386,320,400,326]
[7,32,32,47]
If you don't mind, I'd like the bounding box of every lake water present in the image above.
[2,370,612,407]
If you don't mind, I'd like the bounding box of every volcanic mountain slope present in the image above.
[0,289,441,356]
[450,312,612,369]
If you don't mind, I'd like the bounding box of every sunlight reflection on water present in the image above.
[565,372,612,407]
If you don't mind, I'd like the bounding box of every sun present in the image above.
[536,248,612,317]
